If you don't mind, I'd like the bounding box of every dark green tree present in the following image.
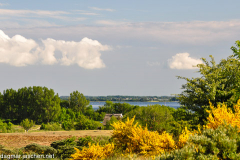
[69,91,89,113]
[42,87,61,123]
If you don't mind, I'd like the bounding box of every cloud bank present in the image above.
[0,30,109,68]
[168,53,203,69]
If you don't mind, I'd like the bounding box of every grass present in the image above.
[0,130,112,149]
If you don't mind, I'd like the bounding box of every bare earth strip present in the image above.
[0,130,112,149]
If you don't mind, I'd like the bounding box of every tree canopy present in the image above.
[177,41,240,123]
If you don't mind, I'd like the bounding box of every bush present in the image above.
[112,116,175,156]
[23,143,57,155]
[75,114,102,130]
[71,143,114,160]
[20,119,34,132]
[50,137,76,159]
[159,124,240,159]
[40,122,61,131]
[62,119,75,130]
[76,136,112,150]
[0,120,13,133]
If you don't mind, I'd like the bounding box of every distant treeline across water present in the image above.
[90,101,180,110]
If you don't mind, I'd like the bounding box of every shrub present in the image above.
[71,143,114,160]
[76,136,94,149]
[111,116,175,156]
[51,137,76,159]
[20,119,34,132]
[206,99,240,130]
[75,115,102,130]
[23,143,57,155]
[159,124,240,159]
[62,119,75,130]
[0,120,13,133]
[40,122,61,131]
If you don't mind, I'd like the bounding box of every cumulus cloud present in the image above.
[0,30,38,66]
[40,37,109,69]
[168,53,203,69]
[0,30,109,68]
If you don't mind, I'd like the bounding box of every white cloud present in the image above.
[0,30,109,69]
[40,37,110,69]
[168,53,203,69]
[89,7,115,12]
[0,30,38,66]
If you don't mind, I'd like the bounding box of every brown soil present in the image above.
[0,130,112,149]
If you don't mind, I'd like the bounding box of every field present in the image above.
[0,130,112,149]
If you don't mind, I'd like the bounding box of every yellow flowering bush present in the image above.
[70,143,114,160]
[206,99,240,130]
[111,116,175,156]
[176,127,192,148]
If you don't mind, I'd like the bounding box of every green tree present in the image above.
[42,87,61,123]
[20,119,35,132]
[124,104,174,132]
[177,41,240,124]
[69,91,89,113]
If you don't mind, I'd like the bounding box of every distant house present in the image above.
[102,113,123,125]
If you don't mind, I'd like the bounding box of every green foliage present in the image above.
[0,120,13,133]
[160,124,240,160]
[62,119,75,130]
[77,136,94,149]
[169,107,200,136]
[51,137,77,159]
[231,40,240,58]
[20,119,34,132]
[76,136,112,150]
[96,101,139,115]
[105,116,118,130]
[75,114,102,130]
[177,42,240,124]
[60,99,69,108]
[23,143,57,155]
[0,86,61,123]
[123,104,174,132]
[69,90,89,113]
[84,105,105,121]
[40,122,61,131]
[49,136,111,159]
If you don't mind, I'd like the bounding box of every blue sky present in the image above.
[0,0,239,96]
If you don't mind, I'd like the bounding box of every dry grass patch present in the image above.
[0,130,112,149]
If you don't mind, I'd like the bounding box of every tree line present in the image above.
[0,87,90,123]
[60,95,178,102]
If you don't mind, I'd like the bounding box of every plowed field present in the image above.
[0,130,112,149]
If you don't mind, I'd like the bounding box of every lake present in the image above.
[90,101,180,110]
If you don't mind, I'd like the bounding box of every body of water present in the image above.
[90,101,180,110]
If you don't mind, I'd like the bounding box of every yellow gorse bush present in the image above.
[177,127,192,148]
[111,116,175,156]
[206,99,240,130]
[70,142,114,160]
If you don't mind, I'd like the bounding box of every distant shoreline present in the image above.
[89,100,179,102]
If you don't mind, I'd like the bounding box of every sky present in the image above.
[0,0,240,96]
